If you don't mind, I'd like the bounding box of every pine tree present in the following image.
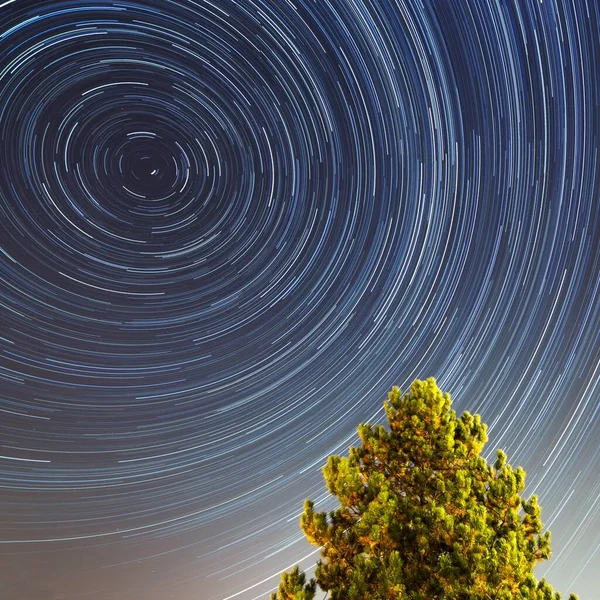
[270,565,316,600]
[274,378,577,600]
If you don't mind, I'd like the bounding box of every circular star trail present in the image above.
[0,1,599,598]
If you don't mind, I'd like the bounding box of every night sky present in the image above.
[0,0,599,598]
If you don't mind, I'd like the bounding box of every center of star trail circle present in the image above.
[132,157,159,180]
[118,136,180,200]
[130,155,160,180]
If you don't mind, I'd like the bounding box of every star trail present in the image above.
[0,0,599,598]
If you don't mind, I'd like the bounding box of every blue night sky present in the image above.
[0,1,599,598]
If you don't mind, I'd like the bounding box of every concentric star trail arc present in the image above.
[0,0,599,599]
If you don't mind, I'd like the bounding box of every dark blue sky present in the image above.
[0,0,598,598]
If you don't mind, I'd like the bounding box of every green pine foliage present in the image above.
[272,378,578,600]
[270,566,317,600]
